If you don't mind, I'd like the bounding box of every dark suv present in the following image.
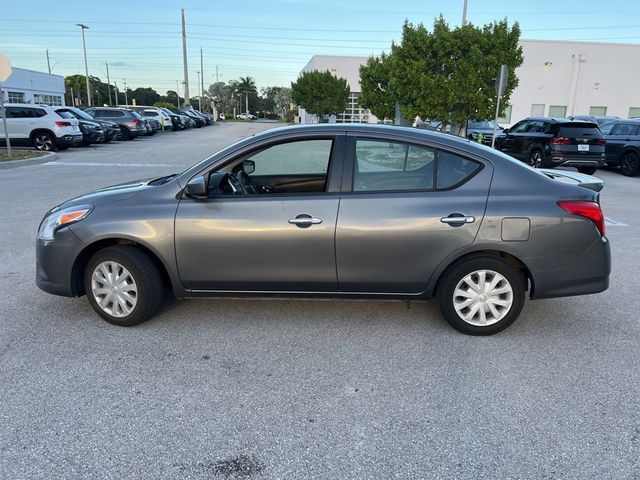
[495,117,606,175]
[600,119,640,176]
[84,107,147,140]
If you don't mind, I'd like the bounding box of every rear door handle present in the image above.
[441,215,475,225]
[289,214,322,228]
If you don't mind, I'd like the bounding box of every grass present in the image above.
[0,148,49,162]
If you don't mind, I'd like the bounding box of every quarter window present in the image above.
[437,151,481,189]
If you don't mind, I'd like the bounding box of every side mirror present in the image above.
[185,175,207,198]
[243,159,255,175]
[502,128,510,134]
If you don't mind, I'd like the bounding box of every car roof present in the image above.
[3,103,54,109]
[525,116,597,124]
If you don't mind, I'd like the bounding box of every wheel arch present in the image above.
[70,237,177,297]
[30,128,57,141]
[426,249,534,299]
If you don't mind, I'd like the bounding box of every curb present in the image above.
[0,152,58,170]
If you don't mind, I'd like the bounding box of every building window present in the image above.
[589,106,607,116]
[497,105,512,124]
[33,94,63,106]
[336,93,370,124]
[629,107,640,118]
[548,105,567,117]
[7,91,25,103]
[530,104,545,116]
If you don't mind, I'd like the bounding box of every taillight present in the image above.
[132,119,140,126]
[55,121,72,127]
[597,139,606,146]
[549,137,572,145]
[558,200,605,237]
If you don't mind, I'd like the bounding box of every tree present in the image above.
[359,53,395,120]
[388,17,523,131]
[291,70,349,120]
[237,76,259,113]
[64,74,112,106]
[157,90,182,108]
[273,87,292,119]
[129,87,160,106]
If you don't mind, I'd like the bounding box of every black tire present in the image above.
[620,151,640,177]
[577,166,598,175]
[84,246,163,327]
[31,132,57,151]
[120,126,134,140]
[57,144,71,150]
[437,256,526,335]
[529,149,544,168]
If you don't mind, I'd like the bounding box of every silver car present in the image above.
[36,125,610,335]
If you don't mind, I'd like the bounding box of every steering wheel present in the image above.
[224,173,244,195]
[236,170,258,194]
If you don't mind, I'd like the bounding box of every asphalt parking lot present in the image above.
[1,122,639,479]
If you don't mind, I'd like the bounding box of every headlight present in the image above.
[38,205,93,241]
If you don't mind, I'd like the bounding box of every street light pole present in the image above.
[76,24,91,106]
[197,71,202,111]
[462,0,468,25]
[181,9,190,106]
[105,62,112,105]
[176,80,181,109]
[123,78,128,106]
[46,49,52,74]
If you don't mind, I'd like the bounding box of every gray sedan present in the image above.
[36,124,610,335]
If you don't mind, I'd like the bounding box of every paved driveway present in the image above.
[0,122,638,479]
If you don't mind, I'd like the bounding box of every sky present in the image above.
[2,0,639,95]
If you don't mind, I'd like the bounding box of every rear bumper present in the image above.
[57,133,84,147]
[546,151,606,168]
[528,236,611,300]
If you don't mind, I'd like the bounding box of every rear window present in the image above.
[56,111,75,119]
[558,122,602,138]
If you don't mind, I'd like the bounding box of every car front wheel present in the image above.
[437,256,526,335]
[84,246,163,326]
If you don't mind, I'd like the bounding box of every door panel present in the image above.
[336,140,493,293]
[175,195,340,291]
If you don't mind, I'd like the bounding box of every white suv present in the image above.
[0,103,83,151]
[131,106,172,129]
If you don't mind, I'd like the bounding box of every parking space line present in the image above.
[44,161,178,168]
[605,217,629,227]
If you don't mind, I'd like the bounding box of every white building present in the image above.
[298,55,379,124]
[0,67,65,106]
[299,40,640,126]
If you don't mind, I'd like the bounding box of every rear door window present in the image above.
[610,123,638,136]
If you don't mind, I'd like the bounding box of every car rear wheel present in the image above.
[32,132,57,151]
[577,166,598,175]
[120,126,134,140]
[437,256,526,335]
[84,246,163,327]
[529,150,543,168]
[620,152,640,177]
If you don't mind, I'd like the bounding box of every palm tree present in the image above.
[237,76,257,114]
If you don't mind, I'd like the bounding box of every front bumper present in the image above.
[36,227,86,297]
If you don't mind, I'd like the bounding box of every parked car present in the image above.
[56,107,121,143]
[568,115,622,126]
[599,119,640,176]
[84,107,146,140]
[494,117,606,175]
[157,107,187,131]
[236,113,247,120]
[466,119,503,145]
[190,109,212,125]
[218,113,226,121]
[0,103,83,151]
[131,107,172,130]
[35,124,610,335]
[77,119,105,146]
[178,109,206,128]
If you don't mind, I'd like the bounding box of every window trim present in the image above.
[191,134,346,199]
[342,135,484,194]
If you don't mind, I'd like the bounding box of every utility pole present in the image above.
[123,78,128,106]
[200,47,204,111]
[181,9,190,106]
[176,80,181,109]
[215,65,219,83]
[46,49,52,74]
[76,24,91,106]
[197,71,202,111]
[462,0,468,25]
[105,61,112,105]
[245,92,249,115]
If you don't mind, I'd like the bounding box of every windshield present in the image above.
[468,120,498,129]
[69,108,95,121]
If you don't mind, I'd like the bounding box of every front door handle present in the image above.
[288,214,322,228]
[441,214,475,225]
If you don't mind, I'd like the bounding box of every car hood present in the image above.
[58,177,159,209]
